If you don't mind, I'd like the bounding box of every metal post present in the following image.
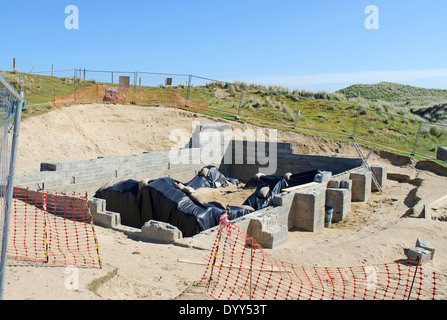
[133,72,137,104]
[408,257,420,300]
[293,99,301,129]
[74,68,78,97]
[351,106,362,139]
[236,85,245,120]
[0,97,24,300]
[249,244,253,300]
[111,72,114,84]
[186,75,192,101]
[51,64,54,77]
[83,68,86,81]
[411,121,423,156]
[19,73,23,93]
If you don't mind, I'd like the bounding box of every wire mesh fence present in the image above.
[0,74,25,299]
[1,68,446,163]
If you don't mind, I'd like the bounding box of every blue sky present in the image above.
[1,0,447,92]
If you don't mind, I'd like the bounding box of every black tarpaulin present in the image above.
[287,169,320,187]
[186,166,229,189]
[242,170,321,211]
[244,170,320,189]
[94,179,141,228]
[243,177,288,211]
[139,177,250,237]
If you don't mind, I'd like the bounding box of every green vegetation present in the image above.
[1,70,446,163]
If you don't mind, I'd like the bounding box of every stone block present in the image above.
[407,247,431,264]
[314,171,332,184]
[339,179,352,191]
[141,220,183,243]
[259,224,288,249]
[371,165,387,192]
[350,171,371,202]
[416,238,435,260]
[290,189,325,232]
[325,188,351,222]
[327,180,340,189]
[89,197,106,214]
[437,146,447,161]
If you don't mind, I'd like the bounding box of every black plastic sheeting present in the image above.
[186,165,229,189]
[94,176,250,237]
[243,170,321,211]
[94,168,320,237]
[140,177,249,237]
[94,179,141,228]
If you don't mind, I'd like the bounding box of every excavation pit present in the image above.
[14,123,386,248]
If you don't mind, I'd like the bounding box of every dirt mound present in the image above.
[16,103,363,175]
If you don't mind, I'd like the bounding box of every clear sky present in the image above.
[1,0,447,92]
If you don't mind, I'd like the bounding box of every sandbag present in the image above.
[186,165,229,189]
[243,177,287,211]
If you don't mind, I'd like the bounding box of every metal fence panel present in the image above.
[0,74,24,300]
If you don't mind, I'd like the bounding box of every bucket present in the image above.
[324,206,333,228]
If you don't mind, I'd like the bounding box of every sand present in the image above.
[4,103,447,300]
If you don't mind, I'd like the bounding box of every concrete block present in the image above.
[339,179,352,191]
[327,180,340,189]
[407,247,431,264]
[437,146,447,161]
[247,212,288,249]
[141,220,183,243]
[350,171,371,202]
[94,210,121,228]
[290,189,325,232]
[314,171,332,184]
[371,165,387,192]
[89,197,106,214]
[325,188,351,222]
[416,238,435,260]
[259,224,288,249]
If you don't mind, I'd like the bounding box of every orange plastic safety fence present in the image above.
[52,84,205,109]
[199,216,447,300]
[8,186,101,268]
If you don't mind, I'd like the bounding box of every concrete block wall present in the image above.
[290,189,326,232]
[228,140,364,181]
[371,165,387,192]
[350,171,372,202]
[15,150,210,196]
[325,188,352,222]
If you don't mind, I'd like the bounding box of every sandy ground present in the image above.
[4,103,447,300]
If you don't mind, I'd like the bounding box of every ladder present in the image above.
[351,139,383,193]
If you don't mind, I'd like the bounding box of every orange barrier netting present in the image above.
[52,84,206,109]
[8,187,101,268]
[199,213,447,300]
